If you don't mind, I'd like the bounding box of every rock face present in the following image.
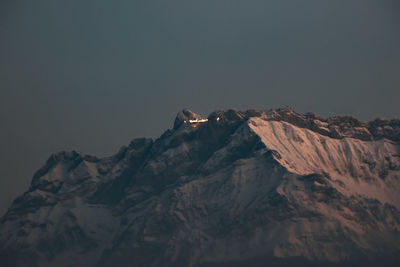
[1,108,400,267]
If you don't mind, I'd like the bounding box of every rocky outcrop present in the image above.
[173,109,204,129]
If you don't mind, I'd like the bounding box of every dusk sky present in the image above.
[1,0,399,215]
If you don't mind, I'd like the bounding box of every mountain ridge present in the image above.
[1,108,400,267]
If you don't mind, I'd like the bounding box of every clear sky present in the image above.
[1,0,399,215]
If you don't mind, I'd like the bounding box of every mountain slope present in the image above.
[1,108,400,267]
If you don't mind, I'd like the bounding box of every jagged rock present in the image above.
[173,109,204,129]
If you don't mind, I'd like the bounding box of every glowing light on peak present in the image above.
[183,118,208,124]
[189,119,208,123]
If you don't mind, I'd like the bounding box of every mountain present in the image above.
[1,108,400,267]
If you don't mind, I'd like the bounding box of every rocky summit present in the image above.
[1,108,400,267]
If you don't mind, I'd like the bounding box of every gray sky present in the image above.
[1,0,399,215]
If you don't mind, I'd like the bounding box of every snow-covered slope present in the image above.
[249,118,400,208]
[1,108,400,267]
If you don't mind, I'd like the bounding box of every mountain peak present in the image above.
[173,108,204,129]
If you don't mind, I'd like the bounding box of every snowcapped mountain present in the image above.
[1,108,400,267]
